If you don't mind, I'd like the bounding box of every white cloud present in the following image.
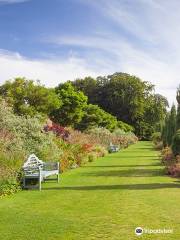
[49,32,178,105]
[49,0,180,105]
[0,50,106,87]
[0,0,29,4]
[1,38,177,106]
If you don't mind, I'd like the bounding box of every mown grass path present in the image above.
[0,141,180,240]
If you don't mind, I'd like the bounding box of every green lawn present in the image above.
[0,141,180,240]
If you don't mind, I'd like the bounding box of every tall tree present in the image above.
[167,104,177,145]
[75,104,119,132]
[161,113,169,147]
[72,72,168,138]
[176,86,180,130]
[51,82,88,127]
[72,77,98,103]
[0,78,61,116]
[143,94,168,136]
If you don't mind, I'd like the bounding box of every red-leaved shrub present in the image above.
[161,147,175,165]
[44,120,70,140]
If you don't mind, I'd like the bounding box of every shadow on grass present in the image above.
[108,155,159,159]
[82,168,165,177]
[44,183,180,191]
[83,163,161,168]
[135,147,154,150]
[121,150,154,154]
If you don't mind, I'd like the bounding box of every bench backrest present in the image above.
[108,144,119,153]
[23,154,43,169]
[43,162,59,171]
[23,154,59,174]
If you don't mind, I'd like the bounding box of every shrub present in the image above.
[151,132,163,150]
[86,127,138,149]
[57,128,108,172]
[117,121,134,132]
[0,100,62,196]
[0,178,21,197]
[67,127,100,146]
[172,129,180,156]
[0,100,62,162]
[0,78,61,116]
[152,132,162,145]
[0,159,22,197]
[75,103,119,132]
[91,145,108,157]
[161,147,175,166]
[59,141,87,171]
[167,163,180,177]
[88,153,97,162]
[86,128,115,147]
[113,129,138,147]
[155,141,163,150]
[161,146,180,177]
[44,119,70,140]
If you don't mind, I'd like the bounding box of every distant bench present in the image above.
[108,144,119,153]
[22,154,59,191]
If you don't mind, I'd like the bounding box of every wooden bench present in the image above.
[108,144,119,153]
[22,154,60,191]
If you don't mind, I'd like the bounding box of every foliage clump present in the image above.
[86,127,138,149]
[153,86,180,178]
[0,101,61,196]
[72,73,168,139]
[0,78,60,116]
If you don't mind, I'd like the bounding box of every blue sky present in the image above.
[0,0,179,104]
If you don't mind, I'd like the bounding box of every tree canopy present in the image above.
[75,104,118,132]
[0,78,61,116]
[72,72,168,138]
[51,82,88,127]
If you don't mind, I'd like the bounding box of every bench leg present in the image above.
[57,174,59,183]
[23,177,26,189]
[39,176,41,191]
[57,162,60,183]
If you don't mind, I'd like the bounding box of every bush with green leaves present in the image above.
[117,121,134,132]
[152,132,162,145]
[172,130,180,156]
[0,100,62,196]
[0,100,62,161]
[86,127,137,149]
[0,78,61,117]
[51,82,88,127]
[0,150,24,196]
[86,128,113,147]
[75,104,119,132]
[59,128,108,172]
[52,82,133,132]
[0,177,21,197]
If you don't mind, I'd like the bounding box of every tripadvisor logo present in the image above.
[135,227,173,236]
[135,227,143,236]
